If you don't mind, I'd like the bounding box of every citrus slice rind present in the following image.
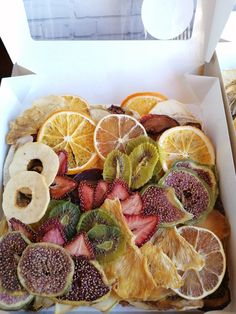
[37,110,97,174]
[121,92,168,116]
[158,126,215,172]
[173,226,226,300]
[94,114,147,160]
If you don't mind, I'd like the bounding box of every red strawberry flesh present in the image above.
[125,214,159,247]
[121,192,143,215]
[50,175,78,200]
[93,180,110,208]
[107,179,130,201]
[78,181,95,211]
[56,150,68,175]
[64,232,94,259]
[37,217,66,245]
[9,217,36,242]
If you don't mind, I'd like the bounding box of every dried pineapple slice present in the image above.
[141,243,183,290]
[155,227,205,271]
[102,199,156,300]
[7,95,90,144]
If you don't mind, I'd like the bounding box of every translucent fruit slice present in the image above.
[129,142,159,189]
[155,227,205,272]
[125,135,156,155]
[174,226,226,300]
[158,126,215,172]
[37,110,97,174]
[103,150,132,186]
[141,185,193,226]
[94,114,146,159]
[121,92,168,117]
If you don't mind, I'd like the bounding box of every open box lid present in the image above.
[0,0,235,77]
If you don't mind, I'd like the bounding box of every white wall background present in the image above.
[23,0,146,40]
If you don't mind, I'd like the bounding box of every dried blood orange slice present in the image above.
[174,226,226,300]
[94,114,146,159]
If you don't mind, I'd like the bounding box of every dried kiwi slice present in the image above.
[129,142,159,189]
[103,150,131,186]
[159,168,214,223]
[125,135,156,154]
[88,224,126,263]
[49,200,81,239]
[76,209,125,263]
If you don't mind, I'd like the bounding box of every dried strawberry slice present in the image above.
[107,179,130,201]
[37,217,66,245]
[9,217,36,242]
[78,181,95,212]
[121,192,143,215]
[56,150,68,175]
[50,175,78,200]
[64,232,94,259]
[125,214,159,247]
[93,180,110,208]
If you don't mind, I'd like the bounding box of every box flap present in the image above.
[0,0,234,75]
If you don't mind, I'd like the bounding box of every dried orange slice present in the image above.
[94,114,146,159]
[37,110,97,174]
[158,126,215,171]
[121,92,168,117]
[174,226,226,300]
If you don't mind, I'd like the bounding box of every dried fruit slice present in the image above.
[106,179,130,201]
[0,232,30,292]
[174,226,226,300]
[141,242,183,289]
[174,160,218,200]
[78,181,95,211]
[37,218,66,245]
[92,292,119,312]
[37,110,97,174]
[56,256,110,305]
[121,92,168,116]
[50,176,78,200]
[73,168,103,185]
[103,150,132,186]
[159,168,214,222]
[56,150,68,175]
[0,286,33,311]
[196,209,230,240]
[64,232,94,259]
[140,114,179,136]
[158,126,215,171]
[93,180,110,208]
[9,218,36,242]
[125,135,155,154]
[141,185,193,226]
[18,243,74,297]
[94,114,146,159]
[121,192,143,215]
[125,214,159,247]
[2,171,50,224]
[77,208,125,263]
[49,200,81,240]
[129,142,159,189]
[9,142,59,186]
[155,227,205,271]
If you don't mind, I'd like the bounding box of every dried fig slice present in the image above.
[17,243,74,297]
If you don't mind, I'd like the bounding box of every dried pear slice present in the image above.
[141,242,183,289]
[155,227,205,271]
[3,171,50,224]
[9,142,59,186]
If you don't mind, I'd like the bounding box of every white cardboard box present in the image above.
[0,1,236,313]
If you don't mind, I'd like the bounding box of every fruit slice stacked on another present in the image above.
[121,92,168,117]
[37,111,98,174]
[94,114,146,159]
[174,226,226,300]
[158,126,215,172]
